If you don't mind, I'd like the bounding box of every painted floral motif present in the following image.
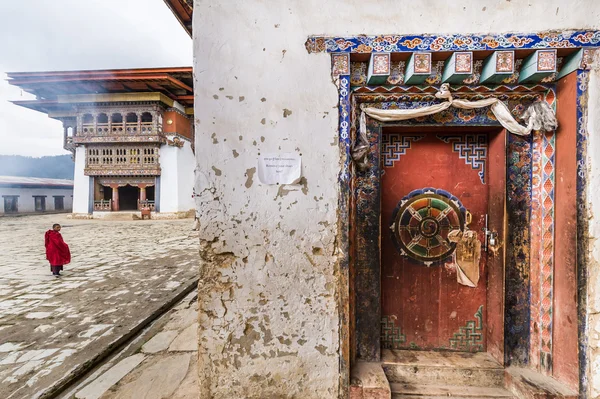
[414,53,432,74]
[455,52,473,73]
[537,50,556,71]
[331,53,350,75]
[386,61,406,85]
[350,62,367,86]
[496,51,514,72]
[425,61,445,85]
[501,59,523,84]
[462,60,483,85]
[372,54,390,74]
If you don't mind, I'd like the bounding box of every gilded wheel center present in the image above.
[392,191,465,264]
[419,217,440,238]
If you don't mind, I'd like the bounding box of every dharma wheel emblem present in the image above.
[390,188,466,265]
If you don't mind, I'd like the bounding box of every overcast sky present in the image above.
[0,0,192,157]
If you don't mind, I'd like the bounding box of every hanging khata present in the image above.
[352,83,558,170]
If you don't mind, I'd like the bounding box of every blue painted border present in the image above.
[307,30,600,53]
[337,75,351,395]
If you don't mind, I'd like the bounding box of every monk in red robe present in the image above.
[45,223,71,277]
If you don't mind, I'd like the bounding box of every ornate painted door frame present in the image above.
[347,86,553,364]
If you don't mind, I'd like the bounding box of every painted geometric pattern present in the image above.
[540,129,555,362]
[529,130,544,369]
[529,93,556,369]
[381,134,424,167]
[381,315,407,349]
[449,305,484,352]
[437,134,488,184]
[306,30,600,53]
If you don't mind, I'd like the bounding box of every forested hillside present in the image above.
[0,155,74,179]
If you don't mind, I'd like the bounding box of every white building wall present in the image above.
[0,187,73,214]
[72,146,90,214]
[159,138,195,214]
[193,1,600,398]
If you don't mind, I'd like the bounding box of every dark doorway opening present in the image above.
[34,196,46,212]
[119,185,139,210]
[54,196,64,211]
[3,196,18,213]
[147,186,155,201]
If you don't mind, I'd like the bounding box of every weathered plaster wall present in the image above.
[193,1,600,397]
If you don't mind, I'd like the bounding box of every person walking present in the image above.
[45,223,71,278]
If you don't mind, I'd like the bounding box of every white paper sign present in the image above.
[258,153,302,185]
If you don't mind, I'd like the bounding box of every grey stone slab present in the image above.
[107,353,191,399]
[141,331,179,354]
[168,323,198,352]
[75,354,146,399]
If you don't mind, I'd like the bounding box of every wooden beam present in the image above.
[480,51,515,84]
[442,52,473,84]
[518,49,557,83]
[405,52,432,85]
[367,53,391,85]
[557,49,584,79]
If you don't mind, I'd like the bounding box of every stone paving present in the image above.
[63,291,198,399]
[0,214,199,399]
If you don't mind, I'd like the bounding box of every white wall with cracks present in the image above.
[192,1,600,398]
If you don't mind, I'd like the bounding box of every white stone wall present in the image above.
[72,146,90,214]
[193,1,600,397]
[159,138,195,214]
[0,187,73,214]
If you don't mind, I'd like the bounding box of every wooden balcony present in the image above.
[85,145,161,176]
[75,122,162,144]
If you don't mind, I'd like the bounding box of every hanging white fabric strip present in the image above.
[352,83,558,169]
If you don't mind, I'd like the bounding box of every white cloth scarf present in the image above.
[353,83,558,169]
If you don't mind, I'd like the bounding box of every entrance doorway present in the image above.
[380,130,489,351]
[118,185,140,210]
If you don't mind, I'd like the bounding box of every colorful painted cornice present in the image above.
[306,30,600,53]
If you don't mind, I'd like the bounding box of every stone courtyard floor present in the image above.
[0,214,199,399]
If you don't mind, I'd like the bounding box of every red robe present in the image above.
[45,230,71,266]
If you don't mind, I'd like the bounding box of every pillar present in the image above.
[139,184,147,202]
[111,185,119,211]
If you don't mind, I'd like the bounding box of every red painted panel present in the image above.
[487,129,506,364]
[381,131,488,351]
[163,110,192,139]
[553,72,579,391]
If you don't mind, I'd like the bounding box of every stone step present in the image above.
[382,349,504,387]
[390,382,514,398]
[504,367,578,399]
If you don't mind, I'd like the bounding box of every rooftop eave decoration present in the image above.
[163,0,193,37]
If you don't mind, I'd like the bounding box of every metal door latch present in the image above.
[482,214,499,252]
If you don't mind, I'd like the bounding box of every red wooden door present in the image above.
[380,131,488,352]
